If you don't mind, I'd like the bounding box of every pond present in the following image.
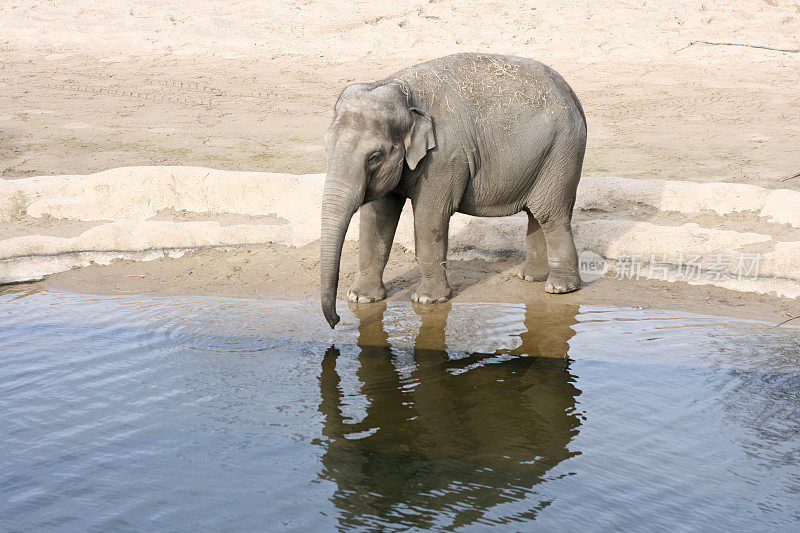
[2,287,799,531]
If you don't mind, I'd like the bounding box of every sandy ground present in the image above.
[1,0,799,187]
[42,242,800,325]
[2,1,800,323]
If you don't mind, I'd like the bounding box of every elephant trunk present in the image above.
[320,172,364,328]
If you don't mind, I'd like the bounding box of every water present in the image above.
[1,286,799,531]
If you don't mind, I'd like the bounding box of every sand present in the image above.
[1,166,798,324]
[3,167,799,296]
[1,1,799,185]
[39,241,800,325]
[1,1,799,323]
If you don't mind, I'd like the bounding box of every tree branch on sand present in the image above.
[674,41,800,54]
[776,315,800,327]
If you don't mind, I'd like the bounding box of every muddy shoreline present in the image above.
[32,242,800,326]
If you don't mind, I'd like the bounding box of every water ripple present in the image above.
[1,287,798,530]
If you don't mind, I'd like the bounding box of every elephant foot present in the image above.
[517,262,549,282]
[544,269,581,294]
[411,281,452,304]
[347,277,387,303]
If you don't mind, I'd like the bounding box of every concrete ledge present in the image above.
[2,166,799,297]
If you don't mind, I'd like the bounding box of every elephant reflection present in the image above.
[318,301,582,530]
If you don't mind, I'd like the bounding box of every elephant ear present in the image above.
[404,108,436,171]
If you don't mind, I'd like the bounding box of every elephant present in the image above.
[321,53,587,328]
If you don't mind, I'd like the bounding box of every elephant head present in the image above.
[320,83,436,328]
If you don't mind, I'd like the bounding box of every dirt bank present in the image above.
[3,168,799,299]
[39,241,800,325]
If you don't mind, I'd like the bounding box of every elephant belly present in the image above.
[457,193,532,217]
[457,164,538,217]
[456,199,527,217]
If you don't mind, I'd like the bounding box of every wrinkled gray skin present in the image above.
[321,53,587,328]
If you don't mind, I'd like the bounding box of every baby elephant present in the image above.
[321,53,586,328]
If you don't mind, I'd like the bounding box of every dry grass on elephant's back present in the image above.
[394,55,564,125]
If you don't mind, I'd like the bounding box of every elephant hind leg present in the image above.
[526,142,583,294]
[517,209,550,281]
[540,215,580,293]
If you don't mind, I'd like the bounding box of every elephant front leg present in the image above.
[411,206,453,304]
[347,193,405,303]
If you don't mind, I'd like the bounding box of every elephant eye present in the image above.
[367,151,383,165]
